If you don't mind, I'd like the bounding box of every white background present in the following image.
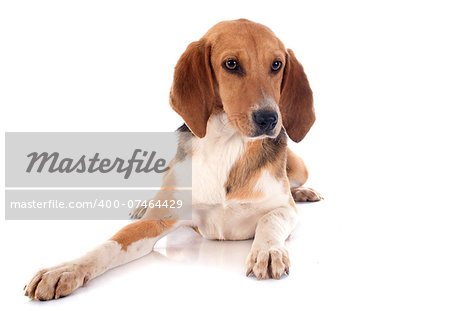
[1,0,449,310]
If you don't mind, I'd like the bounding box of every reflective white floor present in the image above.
[2,192,449,310]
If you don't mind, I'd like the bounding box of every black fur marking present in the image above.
[175,123,193,162]
[177,123,193,134]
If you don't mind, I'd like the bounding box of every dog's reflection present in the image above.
[93,226,296,287]
[149,227,253,275]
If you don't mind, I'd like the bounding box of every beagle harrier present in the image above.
[25,19,322,300]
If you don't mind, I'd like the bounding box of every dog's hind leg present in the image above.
[286,147,308,187]
[286,148,323,202]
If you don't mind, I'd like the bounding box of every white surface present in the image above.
[1,0,449,310]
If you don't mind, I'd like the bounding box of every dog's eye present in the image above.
[271,60,282,72]
[224,59,238,70]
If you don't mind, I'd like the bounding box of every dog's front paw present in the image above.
[291,187,323,202]
[246,245,290,280]
[24,263,90,300]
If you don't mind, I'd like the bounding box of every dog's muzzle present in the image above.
[252,110,278,136]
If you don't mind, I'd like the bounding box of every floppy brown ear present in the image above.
[279,49,315,143]
[169,39,216,138]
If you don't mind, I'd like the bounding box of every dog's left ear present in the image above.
[280,49,315,143]
[170,39,216,138]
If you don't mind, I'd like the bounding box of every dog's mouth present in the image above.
[250,129,279,140]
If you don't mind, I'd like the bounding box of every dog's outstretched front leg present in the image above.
[24,219,184,300]
[246,207,297,280]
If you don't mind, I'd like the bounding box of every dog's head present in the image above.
[170,19,315,142]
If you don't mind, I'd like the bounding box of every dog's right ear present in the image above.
[279,49,315,143]
[170,39,216,138]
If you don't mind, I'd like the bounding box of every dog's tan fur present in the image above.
[110,220,176,251]
[25,19,321,300]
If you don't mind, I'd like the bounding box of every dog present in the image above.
[24,19,322,300]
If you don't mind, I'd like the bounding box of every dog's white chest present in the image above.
[184,114,291,240]
[191,115,246,205]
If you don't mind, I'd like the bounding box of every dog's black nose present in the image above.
[252,110,278,133]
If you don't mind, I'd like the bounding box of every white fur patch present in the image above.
[191,114,247,205]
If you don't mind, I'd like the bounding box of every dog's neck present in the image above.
[204,113,244,141]
[192,113,248,160]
